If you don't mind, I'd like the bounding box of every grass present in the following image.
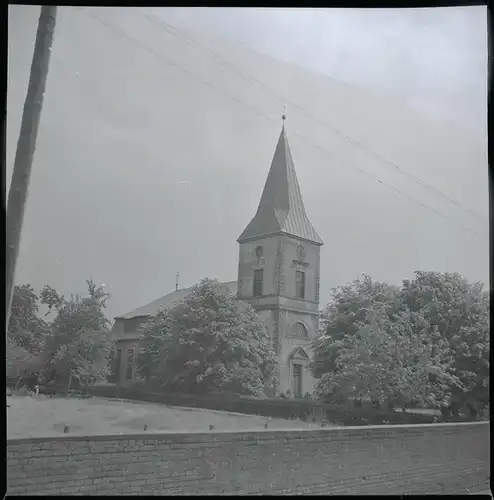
[7,395,327,439]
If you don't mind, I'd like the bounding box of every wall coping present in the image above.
[7,421,488,446]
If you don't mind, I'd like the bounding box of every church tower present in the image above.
[237,118,323,397]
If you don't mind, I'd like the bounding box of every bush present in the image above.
[7,377,17,389]
[9,386,36,397]
[84,384,446,426]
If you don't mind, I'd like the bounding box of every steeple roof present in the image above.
[238,124,323,245]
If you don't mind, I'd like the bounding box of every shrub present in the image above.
[83,384,472,426]
[10,386,36,397]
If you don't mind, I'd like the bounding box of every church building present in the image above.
[111,119,324,397]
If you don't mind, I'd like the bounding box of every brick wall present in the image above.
[7,422,489,495]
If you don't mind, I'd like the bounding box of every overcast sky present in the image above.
[7,6,488,320]
[152,7,487,133]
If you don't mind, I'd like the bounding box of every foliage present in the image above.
[312,276,399,379]
[42,279,110,337]
[314,299,458,408]
[41,279,115,388]
[136,311,173,385]
[7,285,48,384]
[39,284,65,316]
[48,330,114,387]
[137,278,278,396]
[9,386,37,397]
[6,338,33,380]
[9,285,49,341]
[313,272,489,416]
[84,384,436,427]
[400,271,489,416]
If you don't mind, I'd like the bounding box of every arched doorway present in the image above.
[288,346,310,398]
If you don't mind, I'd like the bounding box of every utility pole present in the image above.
[175,273,180,291]
[6,6,57,329]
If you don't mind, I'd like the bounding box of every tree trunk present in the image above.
[371,398,381,410]
[386,396,395,412]
[451,402,460,417]
[467,403,478,420]
[15,376,23,391]
[66,374,72,396]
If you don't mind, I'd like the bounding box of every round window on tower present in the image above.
[255,246,263,258]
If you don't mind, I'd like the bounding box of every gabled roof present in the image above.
[238,124,323,245]
[115,281,238,320]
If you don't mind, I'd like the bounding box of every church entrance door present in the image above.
[292,363,302,398]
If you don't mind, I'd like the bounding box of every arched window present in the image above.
[291,321,308,338]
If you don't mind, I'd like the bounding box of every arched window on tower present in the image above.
[290,321,308,339]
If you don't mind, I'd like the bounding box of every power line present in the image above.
[77,9,487,241]
[142,12,487,226]
[80,8,487,240]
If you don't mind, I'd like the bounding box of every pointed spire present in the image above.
[238,125,323,245]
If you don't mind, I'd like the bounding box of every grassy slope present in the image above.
[7,395,322,439]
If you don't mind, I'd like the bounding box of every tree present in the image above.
[7,285,48,387]
[312,276,399,384]
[41,279,115,391]
[7,338,33,383]
[138,278,278,396]
[49,330,114,389]
[313,272,488,418]
[313,301,458,410]
[8,284,48,347]
[400,271,489,417]
[136,311,173,386]
[39,284,65,315]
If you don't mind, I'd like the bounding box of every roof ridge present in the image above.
[114,281,238,320]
